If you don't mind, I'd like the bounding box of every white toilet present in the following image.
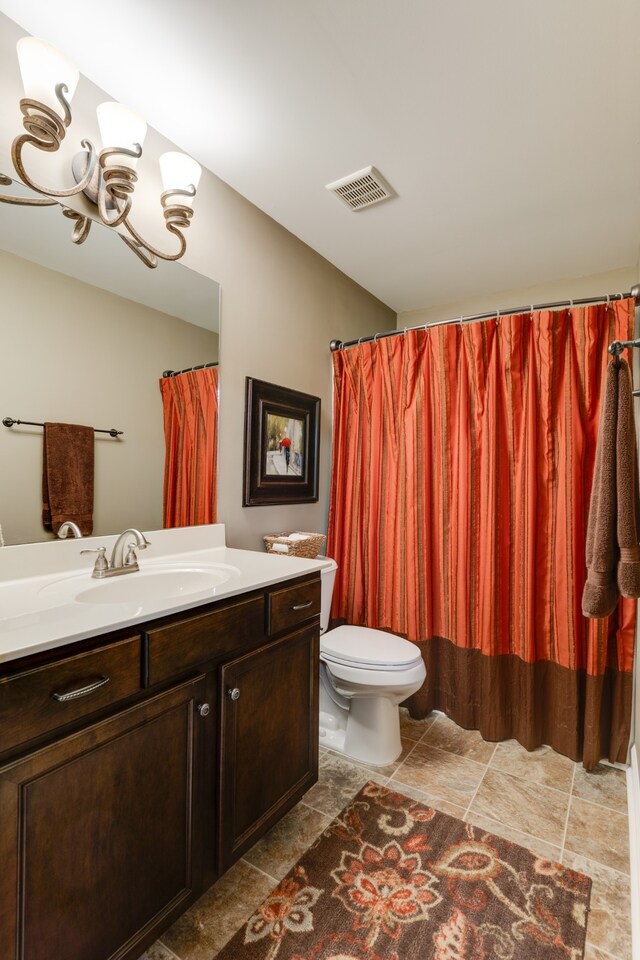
[317,558,426,766]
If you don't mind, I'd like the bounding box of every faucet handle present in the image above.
[123,533,150,568]
[124,544,139,567]
[80,546,109,578]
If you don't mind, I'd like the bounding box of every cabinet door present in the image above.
[219,623,319,869]
[0,675,208,960]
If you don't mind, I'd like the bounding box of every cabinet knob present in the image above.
[227,687,240,701]
[196,702,210,717]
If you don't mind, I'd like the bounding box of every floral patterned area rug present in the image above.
[215,781,591,960]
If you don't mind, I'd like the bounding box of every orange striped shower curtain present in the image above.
[327,300,637,767]
[160,366,218,528]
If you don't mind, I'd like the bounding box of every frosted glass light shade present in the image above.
[16,38,79,116]
[97,101,147,170]
[159,152,201,208]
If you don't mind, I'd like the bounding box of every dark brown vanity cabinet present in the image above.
[219,621,319,869]
[0,675,206,960]
[0,572,320,960]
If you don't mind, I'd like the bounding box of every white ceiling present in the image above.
[1,0,639,313]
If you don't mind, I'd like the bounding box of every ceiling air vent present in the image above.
[325,165,395,211]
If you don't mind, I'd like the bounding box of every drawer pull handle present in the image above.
[197,702,210,717]
[292,601,313,611]
[227,687,240,701]
[51,676,110,703]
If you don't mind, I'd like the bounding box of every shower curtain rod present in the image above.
[329,285,640,352]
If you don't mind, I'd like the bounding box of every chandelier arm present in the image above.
[97,182,131,227]
[62,207,92,244]
[121,216,188,265]
[11,83,96,199]
[54,83,73,128]
[12,129,98,199]
[119,236,158,269]
[0,192,57,207]
[96,145,140,227]
[99,145,143,166]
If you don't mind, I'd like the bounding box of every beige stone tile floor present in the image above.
[139,710,631,960]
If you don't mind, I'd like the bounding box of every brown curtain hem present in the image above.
[329,622,631,770]
[402,635,631,770]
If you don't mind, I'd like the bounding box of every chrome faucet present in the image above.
[57,521,83,539]
[81,528,151,579]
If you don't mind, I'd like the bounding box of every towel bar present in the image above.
[2,417,123,438]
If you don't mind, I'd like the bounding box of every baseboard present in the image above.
[628,744,640,960]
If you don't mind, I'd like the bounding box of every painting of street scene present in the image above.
[265,413,304,476]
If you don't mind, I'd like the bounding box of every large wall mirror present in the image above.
[0,176,220,546]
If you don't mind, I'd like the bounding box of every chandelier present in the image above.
[0,37,201,268]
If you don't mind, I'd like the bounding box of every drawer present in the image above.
[267,578,321,635]
[146,594,265,687]
[0,635,141,755]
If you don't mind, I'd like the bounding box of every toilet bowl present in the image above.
[317,558,426,766]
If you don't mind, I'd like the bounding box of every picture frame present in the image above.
[243,377,320,506]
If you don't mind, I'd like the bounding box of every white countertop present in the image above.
[0,525,329,664]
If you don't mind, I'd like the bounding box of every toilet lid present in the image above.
[321,625,422,669]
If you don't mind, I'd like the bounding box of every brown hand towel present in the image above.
[42,422,95,536]
[582,360,620,617]
[616,360,640,596]
[583,358,640,617]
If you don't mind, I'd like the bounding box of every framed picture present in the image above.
[243,377,320,506]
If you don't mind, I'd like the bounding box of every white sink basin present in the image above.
[39,562,240,605]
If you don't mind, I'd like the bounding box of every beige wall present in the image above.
[0,249,217,545]
[397,266,639,327]
[0,13,396,551]
[208,198,395,550]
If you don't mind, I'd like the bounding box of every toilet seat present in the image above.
[321,625,423,672]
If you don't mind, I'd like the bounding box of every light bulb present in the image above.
[97,101,147,170]
[16,37,79,117]
[159,152,201,207]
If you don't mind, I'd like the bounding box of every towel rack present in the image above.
[607,340,640,397]
[2,417,123,438]
[608,339,640,357]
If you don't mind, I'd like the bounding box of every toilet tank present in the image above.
[317,557,338,634]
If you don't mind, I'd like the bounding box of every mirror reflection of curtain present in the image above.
[159,367,218,527]
[327,299,636,769]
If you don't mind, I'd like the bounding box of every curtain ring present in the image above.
[495,311,500,327]
[458,316,464,330]
[530,304,534,320]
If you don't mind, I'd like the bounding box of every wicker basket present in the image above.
[263,531,326,559]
